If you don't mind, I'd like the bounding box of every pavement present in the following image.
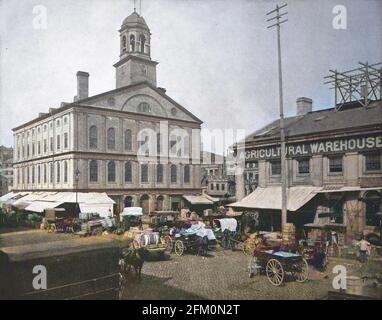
[122,250,335,300]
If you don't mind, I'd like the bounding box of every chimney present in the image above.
[296,97,312,116]
[76,71,89,101]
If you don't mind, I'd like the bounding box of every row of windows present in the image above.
[17,133,69,159]
[89,161,191,184]
[89,126,190,156]
[269,153,382,176]
[122,34,147,53]
[210,183,225,191]
[16,117,69,141]
[17,161,69,185]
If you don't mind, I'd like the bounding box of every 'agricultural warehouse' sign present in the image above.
[245,135,382,160]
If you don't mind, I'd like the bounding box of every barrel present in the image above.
[346,276,363,295]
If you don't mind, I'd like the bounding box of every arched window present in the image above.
[130,34,135,52]
[89,126,98,148]
[44,164,47,183]
[156,196,164,211]
[157,164,163,183]
[184,165,190,184]
[56,162,60,183]
[122,35,127,52]
[157,133,161,154]
[64,161,68,183]
[139,34,146,53]
[89,160,98,182]
[125,129,132,151]
[32,166,35,184]
[137,102,151,113]
[107,128,116,150]
[37,165,41,184]
[50,163,54,183]
[108,161,116,182]
[125,161,132,183]
[170,165,177,183]
[141,164,148,183]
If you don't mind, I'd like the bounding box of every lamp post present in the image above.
[75,168,80,212]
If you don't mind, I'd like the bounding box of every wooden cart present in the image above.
[250,249,309,286]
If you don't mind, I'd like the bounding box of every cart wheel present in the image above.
[293,258,309,283]
[163,236,173,253]
[174,240,184,256]
[266,259,284,286]
[242,240,254,256]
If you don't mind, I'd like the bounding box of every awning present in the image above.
[228,186,320,212]
[183,195,214,205]
[24,201,64,213]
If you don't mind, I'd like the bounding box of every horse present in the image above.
[119,247,147,280]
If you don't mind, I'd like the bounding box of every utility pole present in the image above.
[266,3,288,228]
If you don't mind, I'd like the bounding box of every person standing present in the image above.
[357,236,371,263]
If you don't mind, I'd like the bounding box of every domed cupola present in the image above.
[119,10,151,60]
[114,10,158,89]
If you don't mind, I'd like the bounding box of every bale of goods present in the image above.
[282,223,296,246]
[0,237,121,300]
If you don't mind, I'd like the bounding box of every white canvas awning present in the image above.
[228,186,320,212]
[24,201,64,213]
[183,195,214,205]
[316,186,382,193]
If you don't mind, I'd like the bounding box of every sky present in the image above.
[0,0,381,151]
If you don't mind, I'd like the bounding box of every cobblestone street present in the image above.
[122,250,336,300]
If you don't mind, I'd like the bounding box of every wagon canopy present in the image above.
[228,186,320,212]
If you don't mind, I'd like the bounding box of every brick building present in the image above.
[230,97,382,239]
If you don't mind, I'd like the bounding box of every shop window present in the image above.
[297,158,310,174]
[329,201,343,224]
[124,196,133,208]
[365,192,381,227]
[365,153,381,171]
[217,184,220,191]
[270,161,281,175]
[329,156,343,174]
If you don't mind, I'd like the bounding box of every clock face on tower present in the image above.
[139,64,148,75]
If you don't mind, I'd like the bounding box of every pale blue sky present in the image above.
[0,0,381,149]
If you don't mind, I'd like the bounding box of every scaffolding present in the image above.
[324,62,382,111]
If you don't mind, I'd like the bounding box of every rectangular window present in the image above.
[50,137,54,152]
[57,135,61,150]
[32,143,35,156]
[365,153,381,171]
[270,161,281,175]
[329,156,343,174]
[222,184,225,191]
[210,183,214,190]
[44,139,47,153]
[216,184,220,191]
[38,141,41,154]
[297,158,310,174]
[64,133,68,149]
